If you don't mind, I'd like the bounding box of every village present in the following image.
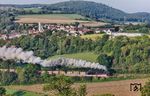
[0,22,144,40]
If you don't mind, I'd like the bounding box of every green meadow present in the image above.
[49,52,99,62]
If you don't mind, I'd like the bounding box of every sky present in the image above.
[0,0,150,13]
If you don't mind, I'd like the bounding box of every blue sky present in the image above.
[0,0,150,13]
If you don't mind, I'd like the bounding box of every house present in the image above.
[112,32,144,37]
[0,34,7,40]
[104,29,112,35]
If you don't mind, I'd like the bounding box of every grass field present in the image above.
[6,89,43,96]
[49,52,99,62]
[18,14,85,20]
[16,14,88,24]
[81,34,104,40]
[17,14,86,23]
[23,8,42,13]
[16,14,107,26]
[5,78,149,96]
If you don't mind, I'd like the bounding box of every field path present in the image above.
[6,78,149,96]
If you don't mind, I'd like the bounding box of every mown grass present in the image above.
[80,34,104,41]
[6,89,43,96]
[18,14,85,20]
[49,52,99,62]
[23,8,42,13]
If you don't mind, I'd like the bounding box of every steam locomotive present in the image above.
[85,69,109,78]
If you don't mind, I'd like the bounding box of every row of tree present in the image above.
[123,24,150,34]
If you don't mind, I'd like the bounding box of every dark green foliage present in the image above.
[102,36,150,73]
[95,35,109,53]
[0,59,19,69]
[97,54,112,69]
[43,75,74,96]
[0,87,6,96]
[124,24,150,34]
[41,71,52,83]
[78,85,87,96]
[9,31,98,59]
[0,10,16,34]
[17,64,41,84]
[141,80,150,96]
[0,40,7,47]
[0,71,18,85]
[43,75,87,96]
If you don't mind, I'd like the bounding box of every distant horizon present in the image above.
[0,0,150,13]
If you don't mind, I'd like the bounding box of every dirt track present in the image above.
[6,78,149,96]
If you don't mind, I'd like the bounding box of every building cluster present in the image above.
[0,22,145,40]
[28,23,94,36]
[0,33,27,40]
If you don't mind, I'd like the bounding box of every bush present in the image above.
[0,71,18,85]
[43,75,87,96]
[141,80,150,96]
[0,87,6,96]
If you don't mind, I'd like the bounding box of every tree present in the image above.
[41,71,51,83]
[0,71,18,85]
[16,64,41,84]
[78,85,87,96]
[43,75,87,96]
[0,87,6,96]
[95,35,109,53]
[115,26,120,32]
[141,80,150,96]
[97,53,112,69]
[74,22,80,28]
[16,67,25,84]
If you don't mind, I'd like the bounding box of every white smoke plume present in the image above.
[0,46,107,71]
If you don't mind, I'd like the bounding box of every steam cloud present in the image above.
[0,46,107,71]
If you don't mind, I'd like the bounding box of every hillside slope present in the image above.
[43,1,150,22]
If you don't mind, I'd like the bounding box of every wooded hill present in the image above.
[1,1,150,22]
[42,1,150,22]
